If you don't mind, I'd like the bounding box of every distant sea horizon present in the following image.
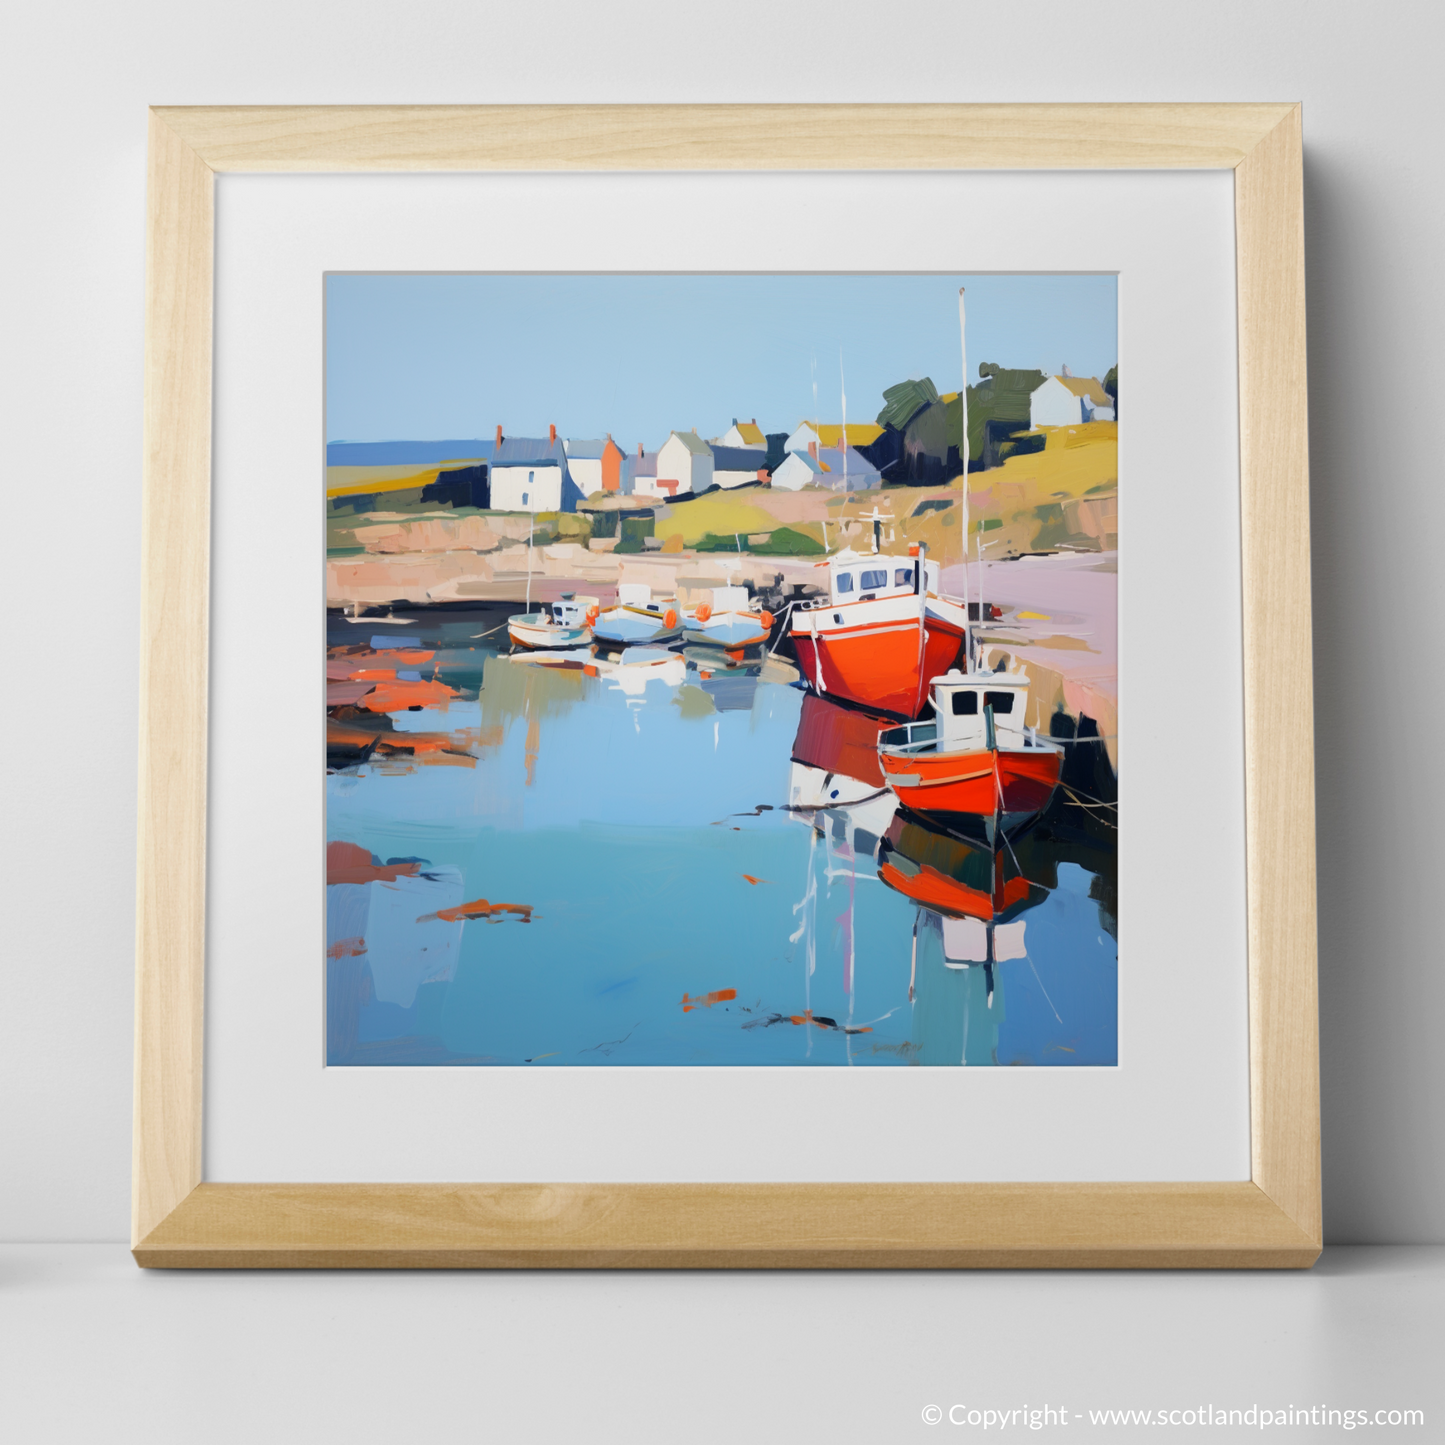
[326,439,496,467]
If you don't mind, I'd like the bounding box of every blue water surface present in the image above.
[326,609,1117,1066]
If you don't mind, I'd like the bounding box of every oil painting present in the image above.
[325,274,1118,1066]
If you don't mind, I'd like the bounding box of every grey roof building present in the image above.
[490,426,585,512]
[815,445,881,491]
[622,446,659,496]
[494,433,570,467]
[667,430,713,456]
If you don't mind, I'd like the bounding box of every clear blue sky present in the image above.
[325,273,1117,446]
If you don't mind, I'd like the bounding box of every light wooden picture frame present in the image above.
[134,103,1318,1268]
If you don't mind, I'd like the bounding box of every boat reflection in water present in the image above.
[782,692,901,1057]
[683,644,766,714]
[878,793,1115,1066]
[878,809,1052,1066]
[787,691,898,856]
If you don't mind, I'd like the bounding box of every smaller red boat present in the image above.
[876,667,1063,844]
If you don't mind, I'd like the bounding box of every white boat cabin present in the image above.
[551,593,597,627]
[823,549,939,605]
[612,582,678,618]
[930,668,1032,748]
[704,585,751,615]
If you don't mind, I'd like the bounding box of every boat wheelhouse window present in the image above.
[983,690,1015,714]
[894,567,913,586]
[835,572,855,593]
[951,690,978,716]
[860,569,887,590]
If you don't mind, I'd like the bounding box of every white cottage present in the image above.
[656,430,714,498]
[624,445,661,497]
[489,425,582,513]
[710,445,769,490]
[773,442,878,492]
[562,438,607,494]
[1029,375,1116,428]
[771,450,827,491]
[717,417,767,450]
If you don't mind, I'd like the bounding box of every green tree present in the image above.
[965,362,1046,468]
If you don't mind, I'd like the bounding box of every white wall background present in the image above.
[2,0,1441,1244]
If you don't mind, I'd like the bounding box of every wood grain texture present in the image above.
[133,102,1320,1268]
[134,1183,1319,1269]
[155,103,1297,173]
[133,112,214,1247]
[1235,106,1322,1244]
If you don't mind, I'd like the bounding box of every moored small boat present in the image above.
[508,593,599,648]
[593,583,683,645]
[877,666,1062,844]
[682,586,774,649]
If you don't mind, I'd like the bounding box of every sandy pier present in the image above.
[944,551,1118,767]
[327,540,826,611]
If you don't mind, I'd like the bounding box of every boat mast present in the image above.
[840,348,848,494]
[526,502,533,612]
[958,286,973,671]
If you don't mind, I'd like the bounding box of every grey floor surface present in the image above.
[0,1245,1438,1441]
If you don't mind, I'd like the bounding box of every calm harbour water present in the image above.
[326,603,1117,1066]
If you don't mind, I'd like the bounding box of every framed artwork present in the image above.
[135,104,1319,1267]
[320,269,1120,1070]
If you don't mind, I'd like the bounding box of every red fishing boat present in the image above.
[877,666,1063,844]
[788,513,970,719]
